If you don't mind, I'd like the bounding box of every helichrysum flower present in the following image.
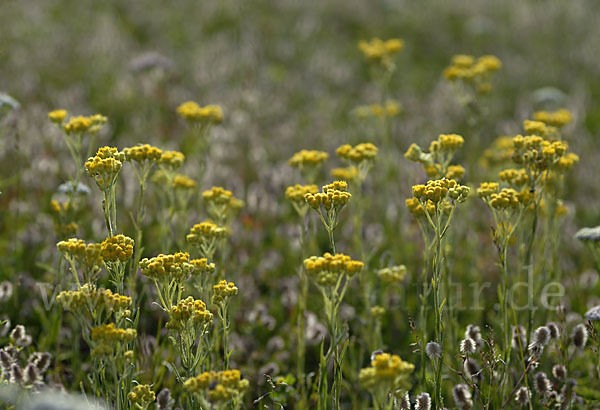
[177,101,223,124]
[57,284,131,314]
[202,186,244,224]
[48,109,68,124]
[330,167,357,182]
[63,114,107,135]
[443,54,501,93]
[286,184,318,216]
[405,134,466,178]
[173,174,196,189]
[377,265,407,283]
[288,149,328,169]
[167,296,213,330]
[358,38,404,67]
[523,120,549,136]
[101,235,134,262]
[57,238,103,276]
[304,181,351,211]
[90,323,137,357]
[480,136,514,169]
[190,258,216,277]
[498,168,529,188]
[359,352,414,391]
[354,100,402,119]
[158,150,185,169]
[128,385,155,407]
[85,146,125,191]
[123,144,163,163]
[185,369,248,402]
[336,142,378,163]
[533,108,573,127]
[186,221,229,258]
[303,253,364,287]
[212,280,238,305]
[140,252,194,282]
[411,179,470,205]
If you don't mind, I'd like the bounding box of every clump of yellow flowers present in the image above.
[405,134,466,180]
[128,384,155,410]
[443,54,502,95]
[285,184,318,217]
[358,37,404,69]
[353,100,402,119]
[140,251,195,283]
[359,352,415,405]
[212,279,238,368]
[185,369,248,408]
[158,150,185,170]
[336,142,378,183]
[90,323,137,357]
[177,101,223,124]
[288,149,329,183]
[303,252,364,288]
[187,221,229,260]
[61,114,108,135]
[378,265,407,284]
[533,108,573,128]
[202,187,244,226]
[57,285,131,319]
[50,199,78,238]
[57,238,103,285]
[304,181,352,253]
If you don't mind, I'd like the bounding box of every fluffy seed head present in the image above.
[534,372,552,396]
[552,364,566,379]
[572,324,588,349]
[425,342,442,359]
[515,386,530,406]
[460,338,477,354]
[546,322,560,339]
[415,392,431,410]
[452,384,472,408]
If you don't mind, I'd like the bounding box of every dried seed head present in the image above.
[24,363,39,385]
[398,392,410,410]
[452,384,472,408]
[425,342,442,359]
[546,322,560,339]
[515,386,530,406]
[415,392,431,410]
[460,338,477,355]
[10,325,25,341]
[584,305,600,321]
[512,325,527,351]
[534,372,552,396]
[156,388,173,410]
[16,335,32,348]
[532,326,551,347]
[0,319,10,337]
[572,324,588,349]
[0,349,13,372]
[10,364,23,384]
[28,352,52,373]
[465,324,482,344]
[552,364,566,380]
[463,358,482,382]
[0,281,13,302]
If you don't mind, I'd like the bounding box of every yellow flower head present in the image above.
[498,168,529,188]
[173,174,197,189]
[48,109,68,124]
[358,38,404,65]
[190,258,216,276]
[177,101,223,123]
[85,147,125,190]
[336,142,378,163]
[57,238,103,272]
[304,181,352,211]
[303,253,364,287]
[411,179,470,204]
[533,108,573,127]
[91,323,137,344]
[140,252,194,282]
[185,369,247,402]
[167,296,213,329]
[378,265,407,283]
[330,167,357,182]
[476,182,500,199]
[123,144,163,163]
[159,150,185,169]
[101,235,134,263]
[64,114,107,134]
[523,120,549,136]
[212,280,238,305]
[359,352,415,391]
[128,385,155,406]
[288,150,329,169]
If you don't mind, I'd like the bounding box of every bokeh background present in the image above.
[1,0,600,404]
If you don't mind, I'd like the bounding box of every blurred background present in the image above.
[1,0,600,403]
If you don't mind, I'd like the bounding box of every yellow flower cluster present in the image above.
[443,54,501,93]
[85,147,125,190]
[330,167,357,182]
[378,265,407,283]
[212,280,238,305]
[190,258,216,276]
[304,181,352,211]
[288,150,329,169]
[523,120,549,136]
[285,184,319,204]
[533,108,573,127]
[187,221,228,244]
[303,253,364,287]
[359,352,415,390]
[140,252,194,282]
[498,168,529,188]
[512,135,568,172]
[476,182,500,198]
[358,38,404,66]
[184,369,249,402]
[123,144,163,163]
[411,179,470,204]
[176,101,223,123]
[405,134,466,179]
[101,235,134,262]
[445,164,466,179]
[158,150,185,169]
[63,114,107,135]
[91,323,137,356]
[128,385,155,406]
[430,134,464,153]
[556,152,579,172]
[202,187,244,223]
[48,109,68,124]
[173,174,197,189]
[478,184,532,210]
[57,238,103,270]
[57,284,131,314]
[167,297,213,330]
[480,136,514,169]
[354,101,401,118]
[336,142,378,163]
